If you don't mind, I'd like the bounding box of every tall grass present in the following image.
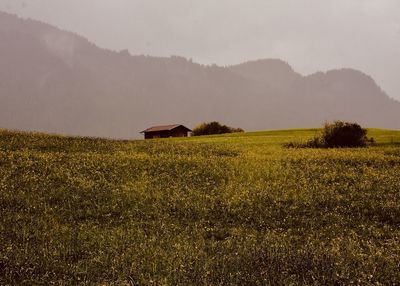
[1,128,400,284]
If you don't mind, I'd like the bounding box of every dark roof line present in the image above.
[141,124,192,133]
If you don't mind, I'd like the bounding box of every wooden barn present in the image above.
[141,124,192,139]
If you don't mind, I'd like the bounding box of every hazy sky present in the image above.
[1,0,400,100]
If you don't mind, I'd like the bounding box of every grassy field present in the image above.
[1,128,400,285]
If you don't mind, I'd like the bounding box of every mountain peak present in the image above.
[230,58,296,74]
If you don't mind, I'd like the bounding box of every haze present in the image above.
[1,0,400,101]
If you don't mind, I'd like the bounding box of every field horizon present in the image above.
[1,127,400,284]
[2,126,400,141]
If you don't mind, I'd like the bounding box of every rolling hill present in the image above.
[1,11,400,138]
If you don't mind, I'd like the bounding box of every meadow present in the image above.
[0,128,400,285]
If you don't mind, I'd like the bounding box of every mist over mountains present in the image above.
[1,11,399,138]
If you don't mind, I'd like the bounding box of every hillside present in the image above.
[1,11,400,138]
[1,128,400,284]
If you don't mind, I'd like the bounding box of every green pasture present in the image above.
[0,128,399,285]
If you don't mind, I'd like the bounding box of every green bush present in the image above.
[192,121,244,136]
[285,121,372,148]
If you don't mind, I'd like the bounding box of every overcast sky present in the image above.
[1,0,400,100]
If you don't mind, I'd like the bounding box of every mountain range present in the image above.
[1,11,399,138]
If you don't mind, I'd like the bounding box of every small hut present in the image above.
[141,124,192,139]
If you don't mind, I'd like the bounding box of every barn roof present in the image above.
[141,124,192,133]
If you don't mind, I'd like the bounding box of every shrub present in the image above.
[229,127,245,133]
[192,122,244,136]
[284,121,373,148]
[283,137,322,149]
[321,121,369,148]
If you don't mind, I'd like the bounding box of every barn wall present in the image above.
[144,127,190,139]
